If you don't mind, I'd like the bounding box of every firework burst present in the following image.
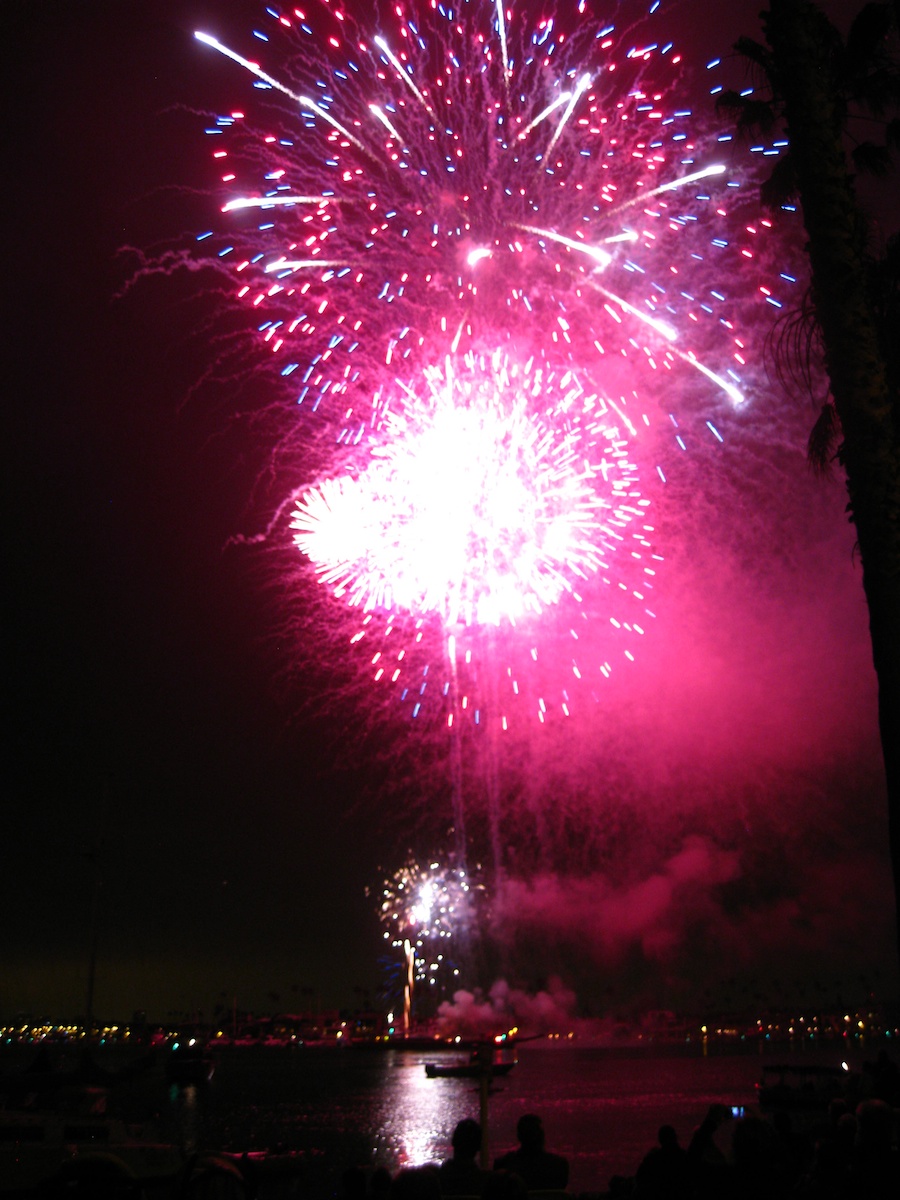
[374,856,483,1019]
[290,344,656,733]
[378,856,477,949]
[189,1,793,730]
[293,349,650,621]
[193,0,775,422]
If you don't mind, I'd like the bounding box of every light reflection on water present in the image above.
[166,1042,870,1196]
[370,1056,459,1168]
[172,1083,200,1156]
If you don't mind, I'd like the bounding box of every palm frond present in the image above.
[845,3,894,69]
[760,152,799,208]
[852,139,895,174]
[848,63,900,113]
[733,34,777,80]
[715,90,780,135]
[766,288,823,399]
[807,402,843,476]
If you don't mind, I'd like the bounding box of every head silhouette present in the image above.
[451,1119,482,1160]
[658,1125,679,1149]
[516,1114,545,1152]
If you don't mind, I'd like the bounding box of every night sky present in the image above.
[5,0,896,1027]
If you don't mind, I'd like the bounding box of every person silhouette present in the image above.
[493,1113,569,1190]
[439,1118,489,1196]
[635,1124,690,1199]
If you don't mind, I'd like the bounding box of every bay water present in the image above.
[156,1039,864,1195]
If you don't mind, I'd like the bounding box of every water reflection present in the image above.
[157,1042,832,1192]
[171,1082,200,1156]
[372,1054,468,1169]
[388,1060,460,1161]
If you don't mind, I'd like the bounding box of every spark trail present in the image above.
[192,1,784,434]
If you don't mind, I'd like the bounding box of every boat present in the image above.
[425,1043,517,1080]
[425,1059,516,1079]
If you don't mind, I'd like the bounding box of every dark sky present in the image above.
[4,0,895,1027]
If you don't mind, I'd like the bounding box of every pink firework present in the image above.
[292,349,651,627]
[192,0,782,427]
[188,1,795,727]
[291,346,656,728]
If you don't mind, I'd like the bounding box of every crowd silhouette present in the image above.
[333,1092,900,1200]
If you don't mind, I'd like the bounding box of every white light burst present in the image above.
[292,348,651,630]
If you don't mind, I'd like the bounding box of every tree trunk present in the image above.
[765,0,900,972]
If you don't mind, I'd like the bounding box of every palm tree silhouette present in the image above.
[720,0,900,975]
